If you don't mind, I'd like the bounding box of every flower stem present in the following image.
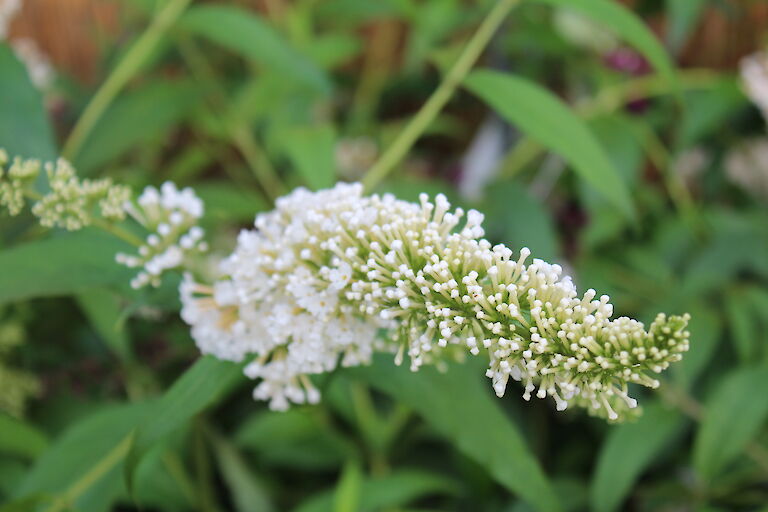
[361,0,521,192]
[62,0,192,162]
[91,218,145,247]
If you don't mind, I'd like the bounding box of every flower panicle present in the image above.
[117,182,208,289]
[180,182,690,421]
[0,148,207,290]
[0,150,130,229]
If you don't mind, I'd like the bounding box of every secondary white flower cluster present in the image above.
[181,183,690,420]
[742,51,768,123]
[0,0,21,40]
[0,150,130,229]
[118,182,207,289]
[0,0,54,90]
[725,138,768,201]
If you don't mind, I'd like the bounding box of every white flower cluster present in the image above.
[741,51,768,124]
[0,151,130,230]
[0,0,55,90]
[0,0,21,40]
[181,183,690,420]
[118,182,207,289]
[725,138,768,200]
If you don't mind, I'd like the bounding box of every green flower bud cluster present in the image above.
[0,149,131,230]
[0,311,40,418]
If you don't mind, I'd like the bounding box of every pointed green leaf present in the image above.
[0,231,133,305]
[74,80,199,175]
[665,0,707,52]
[531,0,676,89]
[672,302,721,389]
[77,288,132,362]
[0,44,56,160]
[333,460,363,512]
[210,432,274,512]
[350,355,561,512]
[693,366,768,482]
[465,70,633,218]
[725,289,759,363]
[125,357,242,491]
[591,402,686,512]
[281,124,337,190]
[0,414,48,460]
[180,5,331,94]
[294,469,456,512]
[17,403,149,510]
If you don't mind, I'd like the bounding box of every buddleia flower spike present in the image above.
[177,183,689,421]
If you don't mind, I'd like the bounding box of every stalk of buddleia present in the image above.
[181,183,690,421]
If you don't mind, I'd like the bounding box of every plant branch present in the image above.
[62,0,192,161]
[362,0,521,192]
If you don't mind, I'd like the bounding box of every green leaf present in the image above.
[294,469,457,512]
[745,287,768,362]
[75,81,199,175]
[126,357,242,491]
[0,231,133,305]
[305,34,362,69]
[280,124,337,190]
[195,182,267,226]
[0,414,48,460]
[724,289,759,363]
[210,432,274,512]
[531,0,677,89]
[693,366,768,482]
[180,5,331,95]
[678,78,746,149]
[76,288,132,361]
[591,402,686,512]
[236,408,353,470]
[333,460,363,512]
[17,402,149,510]
[580,115,643,248]
[665,0,708,52]
[672,303,721,390]
[0,44,56,160]
[315,0,405,26]
[465,70,633,219]
[482,181,559,261]
[350,355,561,512]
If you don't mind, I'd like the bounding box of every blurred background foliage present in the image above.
[1,0,768,511]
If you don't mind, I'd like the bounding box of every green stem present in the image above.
[361,0,521,192]
[62,0,192,161]
[231,126,285,202]
[91,218,145,247]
